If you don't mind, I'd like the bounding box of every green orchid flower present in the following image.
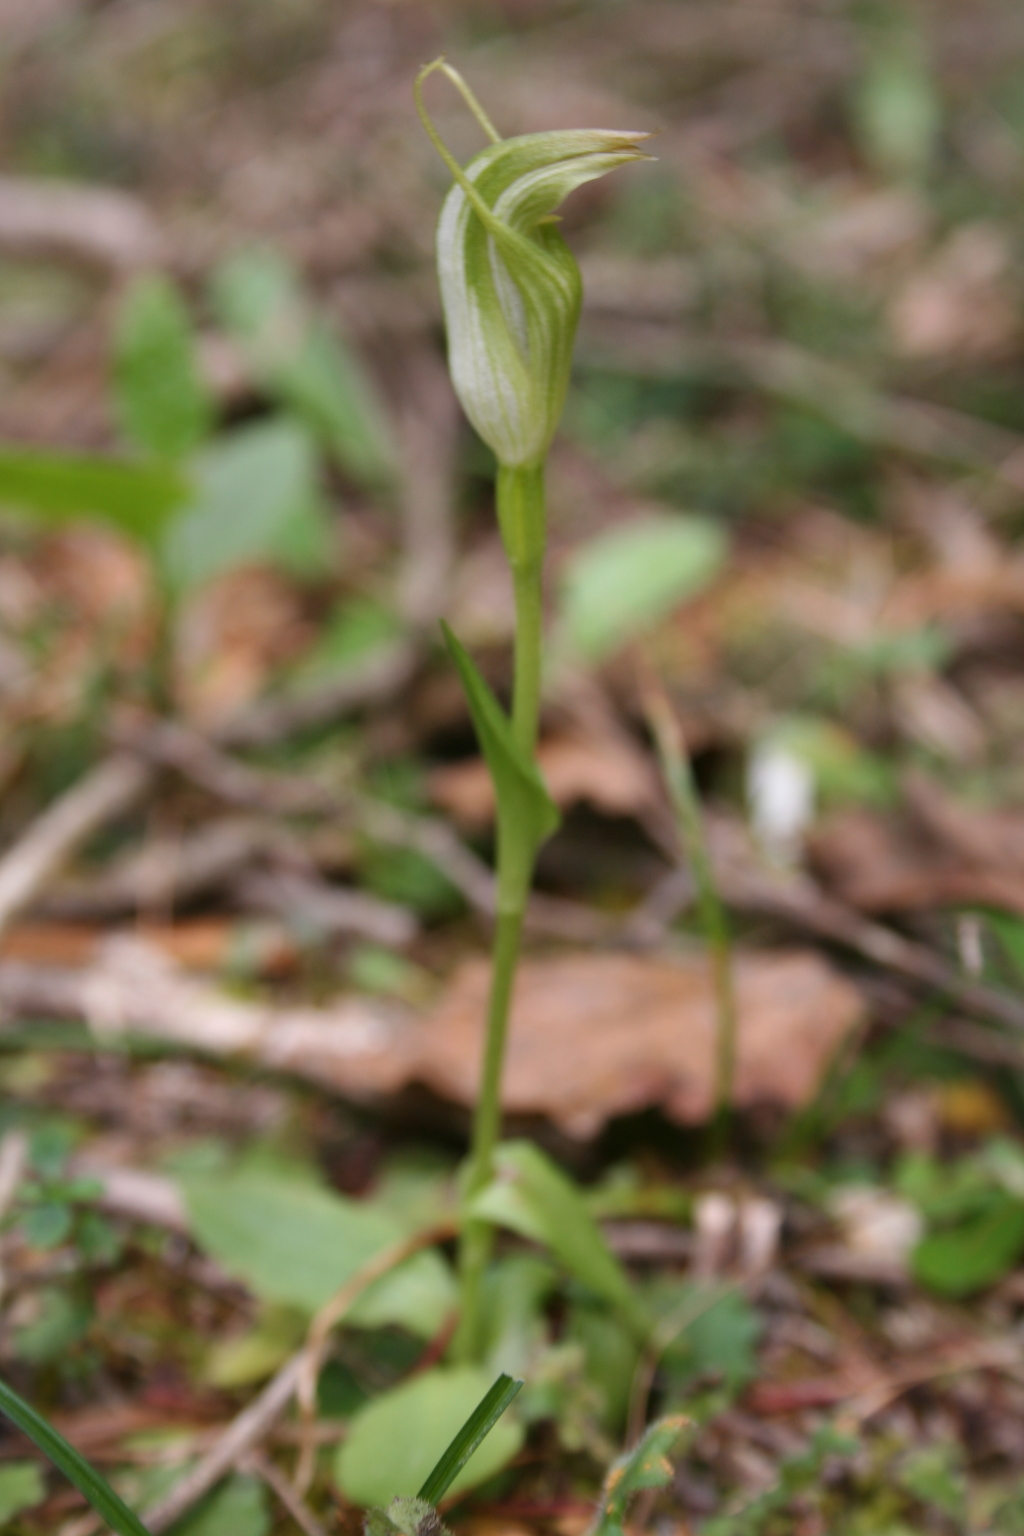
[416,60,650,474]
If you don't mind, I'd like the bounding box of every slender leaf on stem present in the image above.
[417,1372,523,1504]
[442,622,558,899]
[0,1374,152,1536]
[469,1141,648,1340]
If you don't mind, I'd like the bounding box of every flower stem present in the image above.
[453,463,546,1362]
[643,679,737,1145]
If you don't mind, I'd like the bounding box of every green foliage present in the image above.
[898,1142,1024,1297]
[912,1194,1024,1297]
[897,1442,966,1524]
[12,1284,91,1364]
[442,624,560,903]
[852,2,941,180]
[114,274,213,460]
[700,1424,856,1535]
[655,1283,763,1398]
[210,246,396,488]
[0,445,189,546]
[589,1416,689,1536]
[0,1462,45,1525]
[469,1141,647,1339]
[558,513,726,664]
[0,1373,152,1536]
[174,1474,270,1536]
[181,1166,456,1335]
[336,1366,523,1507]
[160,417,332,593]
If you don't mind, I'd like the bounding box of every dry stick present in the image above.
[240,1451,328,1536]
[0,754,153,943]
[292,1221,458,1498]
[141,1225,453,1534]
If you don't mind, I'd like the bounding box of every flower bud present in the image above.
[418,63,649,469]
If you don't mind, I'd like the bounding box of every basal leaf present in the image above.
[442,623,559,901]
[210,247,396,488]
[336,1366,523,1508]
[0,446,190,546]
[160,417,332,591]
[181,1168,456,1336]
[559,514,726,663]
[114,274,213,460]
[469,1141,646,1339]
[912,1193,1024,1298]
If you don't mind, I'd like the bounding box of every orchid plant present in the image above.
[415,59,649,1358]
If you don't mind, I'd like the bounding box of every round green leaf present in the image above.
[559,514,726,663]
[335,1366,523,1508]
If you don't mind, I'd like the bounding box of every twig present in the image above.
[141,1224,455,1533]
[292,1221,458,1496]
[240,1451,328,1536]
[141,1353,304,1534]
[0,175,163,270]
[716,853,1024,1034]
[215,639,421,751]
[0,755,152,943]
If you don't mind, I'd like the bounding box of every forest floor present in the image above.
[5,1,1024,1532]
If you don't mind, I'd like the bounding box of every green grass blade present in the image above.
[0,1375,152,1536]
[416,1373,522,1505]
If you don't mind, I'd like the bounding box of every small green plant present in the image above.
[0,1368,523,1536]
[415,56,649,1361]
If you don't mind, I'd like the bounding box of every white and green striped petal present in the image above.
[418,65,649,469]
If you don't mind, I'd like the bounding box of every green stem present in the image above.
[646,687,737,1145]
[453,463,546,1362]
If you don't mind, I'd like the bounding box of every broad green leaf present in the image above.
[0,446,190,546]
[558,514,726,663]
[442,624,559,902]
[174,1475,269,1536]
[114,274,213,460]
[335,1366,523,1507]
[0,1374,151,1536]
[210,247,396,487]
[912,1194,1024,1298]
[0,1462,45,1525]
[591,1416,689,1536]
[160,418,332,591]
[181,1168,455,1336]
[470,1141,646,1339]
